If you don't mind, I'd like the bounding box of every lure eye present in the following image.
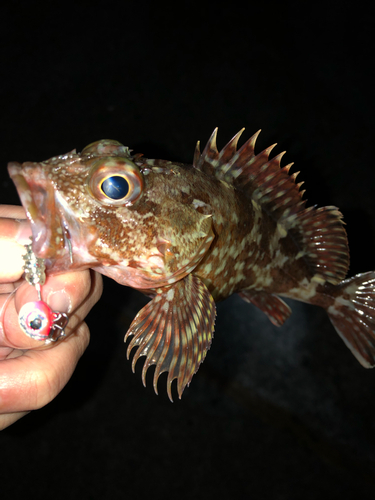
[101,175,130,200]
[18,301,54,340]
[88,157,143,206]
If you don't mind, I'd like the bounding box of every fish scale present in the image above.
[8,129,375,400]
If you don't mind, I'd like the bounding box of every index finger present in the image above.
[0,205,27,219]
[0,218,32,282]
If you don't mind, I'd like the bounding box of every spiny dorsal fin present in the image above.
[194,128,306,220]
[194,128,259,177]
[193,128,219,175]
[194,129,349,285]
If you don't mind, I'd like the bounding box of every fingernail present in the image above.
[47,290,72,313]
[14,220,32,245]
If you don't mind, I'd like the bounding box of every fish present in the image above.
[8,129,375,400]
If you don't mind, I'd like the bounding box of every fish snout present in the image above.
[8,160,61,260]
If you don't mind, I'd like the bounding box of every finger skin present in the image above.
[0,271,103,429]
[0,205,104,428]
[0,218,32,283]
[0,270,94,349]
[0,205,26,219]
[0,323,90,429]
[0,411,29,429]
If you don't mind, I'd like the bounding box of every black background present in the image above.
[1,1,375,498]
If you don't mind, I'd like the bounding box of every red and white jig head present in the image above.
[18,241,68,344]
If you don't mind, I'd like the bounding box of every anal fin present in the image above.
[239,290,292,326]
[125,274,216,401]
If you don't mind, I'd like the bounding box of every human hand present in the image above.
[0,205,103,430]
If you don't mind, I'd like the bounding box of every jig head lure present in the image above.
[18,241,69,344]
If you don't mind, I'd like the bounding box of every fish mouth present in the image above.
[8,161,69,264]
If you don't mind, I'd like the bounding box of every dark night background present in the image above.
[1,1,375,498]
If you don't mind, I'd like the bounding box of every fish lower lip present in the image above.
[8,162,38,217]
[7,162,61,259]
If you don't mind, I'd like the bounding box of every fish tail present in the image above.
[327,271,375,367]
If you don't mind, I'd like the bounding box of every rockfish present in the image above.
[8,129,375,400]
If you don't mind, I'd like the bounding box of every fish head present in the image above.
[8,140,214,289]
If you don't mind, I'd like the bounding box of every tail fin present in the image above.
[327,271,375,368]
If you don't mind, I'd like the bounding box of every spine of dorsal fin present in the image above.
[193,128,260,176]
[193,128,350,285]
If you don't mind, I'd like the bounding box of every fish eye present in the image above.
[88,157,143,206]
[100,175,130,200]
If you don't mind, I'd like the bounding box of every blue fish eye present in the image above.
[101,175,130,200]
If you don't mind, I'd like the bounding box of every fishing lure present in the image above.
[18,241,68,343]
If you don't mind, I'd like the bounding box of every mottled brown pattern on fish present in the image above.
[8,130,375,401]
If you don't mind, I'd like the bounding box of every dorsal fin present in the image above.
[194,128,219,175]
[194,128,258,177]
[194,128,307,219]
[193,129,349,284]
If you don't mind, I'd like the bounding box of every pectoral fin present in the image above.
[125,274,216,401]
